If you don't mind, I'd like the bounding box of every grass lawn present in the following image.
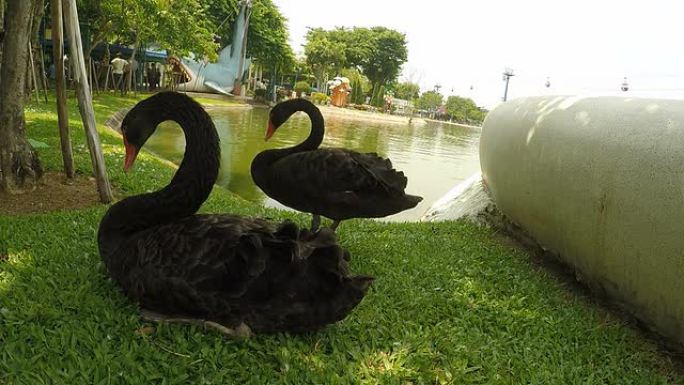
[1,92,683,384]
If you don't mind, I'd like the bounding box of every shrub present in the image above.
[294,81,311,95]
[370,85,386,107]
[350,78,365,105]
[311,92,329,105]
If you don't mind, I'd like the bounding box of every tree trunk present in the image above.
[63,0,113,203]
[0,0,42,192]
[23,0,44,97]
[0,0,4,31]
[125,41,138,95]
[0,0,5,73]
[51,0,74,180]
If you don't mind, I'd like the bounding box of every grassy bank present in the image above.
[1,92,682,384]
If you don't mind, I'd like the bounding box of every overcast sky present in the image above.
[271,0,684,109]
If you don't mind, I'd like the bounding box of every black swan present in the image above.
[98,92,372,335]
[251,98,423,231]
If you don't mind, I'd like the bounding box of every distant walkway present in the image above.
[318,105,427,125]
[424,118,481,130]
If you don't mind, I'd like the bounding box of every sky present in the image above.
[271,0,684,109]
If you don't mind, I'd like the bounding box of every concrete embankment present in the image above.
[480,95,684,346]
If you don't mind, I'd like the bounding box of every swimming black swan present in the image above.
[251,98,423,231]
[98,92,372,335]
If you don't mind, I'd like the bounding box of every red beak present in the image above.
[123,135,139,172]
[265,120,276,141]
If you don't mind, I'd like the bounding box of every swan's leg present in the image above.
[311,214,321,232]
[140,309,252,338]
[330,220,342,232]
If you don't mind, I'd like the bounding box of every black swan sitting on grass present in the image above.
[98,92,372,335]
[251,98,423,231]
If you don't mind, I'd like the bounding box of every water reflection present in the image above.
[145,106,481,221]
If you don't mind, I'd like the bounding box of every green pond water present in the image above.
[145,106,481,221]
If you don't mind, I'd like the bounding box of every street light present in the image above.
[502,68,514,101]
[621,77,629,92]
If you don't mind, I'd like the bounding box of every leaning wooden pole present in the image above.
[51,0,74,180]
[63,0,113,203]
[28,41,40,103]
[38,43,50,103]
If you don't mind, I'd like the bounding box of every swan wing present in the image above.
[270,148,408,196]
[107,215,370,332]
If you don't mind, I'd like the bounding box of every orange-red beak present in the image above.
[265,120,276,141]
[123,135,139,172]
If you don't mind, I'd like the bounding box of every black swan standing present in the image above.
[98,92,372,335]
[251,98,423,231]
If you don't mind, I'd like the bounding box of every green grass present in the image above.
[1,92,683,384]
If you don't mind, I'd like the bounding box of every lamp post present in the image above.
[621,77,629,92]
[502,67,514,101]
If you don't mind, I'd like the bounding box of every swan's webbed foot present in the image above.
[140,309,253,339]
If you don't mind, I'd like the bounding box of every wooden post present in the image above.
[38,43,49,102]
[125,43,138,95]
[28,41,40,103]
[103,65,111,92]
[91,59,100,93]
[63,0,113,203]
[87,56,92,96]
[51,0,74,180]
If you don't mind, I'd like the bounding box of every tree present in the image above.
[304,28,345,92]
[0,0,43,192]
[415,90,443,111]
[0,0,4,68]
[355,27,407,99]
[349,76,363,104]
[242,0,294,67]
[76,0,218,61]
[446,95,485,124]
[392,81,420,100]
[370,85,386,108]
[74,0,293,68]
[302,26,407,99]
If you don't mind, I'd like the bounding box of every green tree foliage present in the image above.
[350,77,364,104]
[356,27,407,95]
[241,0,294,71]
[75,0,217,59]
[392,81,420,100]
[304,27,346,91]
[293,80,310,95]
[302,26,407,96]
[415,90,443,111]
[446,95,485,124]
[370,85,385,107]
[74,0,292,65]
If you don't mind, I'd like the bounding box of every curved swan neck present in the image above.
[99,95,219,251]
[287,99,325,153]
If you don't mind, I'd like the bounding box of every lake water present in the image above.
[145,106,481,221]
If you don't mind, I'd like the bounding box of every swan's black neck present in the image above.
[252,99,324,177]
[287,99,325,153]
[99,94,219,258]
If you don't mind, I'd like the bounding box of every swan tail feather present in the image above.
[241,222,372,333]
